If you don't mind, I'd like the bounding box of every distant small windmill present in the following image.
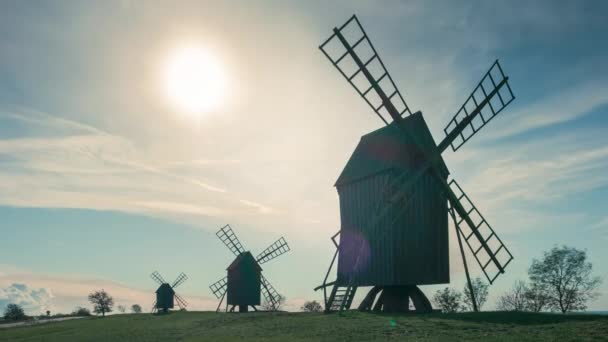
[315,15,515,313]
[209,224,290,313]
[150,271,188,313]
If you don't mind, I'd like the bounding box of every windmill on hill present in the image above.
[209,224,290,313]
[314,15,515,313]
[150,271,189,313]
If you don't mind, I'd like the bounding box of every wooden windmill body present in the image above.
[315,15,515,313]
[226,251,262,311]
[210,225,290,313]
[150,271,188,313]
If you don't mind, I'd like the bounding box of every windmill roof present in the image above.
[335,111,449,187]
[155,283,175,294]
[227,251,262,272]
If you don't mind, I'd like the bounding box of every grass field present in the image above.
[1,311,606,341]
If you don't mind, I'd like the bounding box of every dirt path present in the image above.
[0,316,84,329]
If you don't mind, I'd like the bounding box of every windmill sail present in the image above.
[150,271,166,285]
[174,293,188,309]
[447,180,514,283]
[439,60,515,153]
[209,276,228,299]
[256,237,290,265]
[261,275,280,308]
[172,272,188,288]
[319,15,412,124]
[217,224,245,256]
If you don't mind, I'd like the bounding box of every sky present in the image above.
[0,0,607,314]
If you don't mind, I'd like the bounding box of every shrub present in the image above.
[3,304,26,321]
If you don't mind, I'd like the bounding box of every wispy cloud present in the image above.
[0,107,283,228]
[239,199,276,215]
[489,81,608,139]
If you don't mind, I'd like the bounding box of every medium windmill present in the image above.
[314,15,515,313]
[150,271,189,313]
[209,224,290,313]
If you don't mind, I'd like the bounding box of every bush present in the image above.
[72,307,92,317]
[261,294,286,311]
[131,304,142,314]
[300,300,323,312]
[3,304,26,321]
[433,287,462,313]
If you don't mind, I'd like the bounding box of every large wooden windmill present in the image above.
[150,271,188,313]
[209,224,290,313]
[314,15,515,313]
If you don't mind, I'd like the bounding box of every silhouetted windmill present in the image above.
[150,271,188,313]
[314,15,515,313]
[209,224,290,313]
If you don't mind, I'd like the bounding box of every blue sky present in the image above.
[0,0,607,313]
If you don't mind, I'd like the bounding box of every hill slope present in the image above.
[1,311,606,341]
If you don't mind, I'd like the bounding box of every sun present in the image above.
[164,45,226,115]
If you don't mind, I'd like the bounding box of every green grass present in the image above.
[1,311,606,341]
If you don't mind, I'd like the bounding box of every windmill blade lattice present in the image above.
[209,276,228,299]
[174,293,188,309]
[261,275,280,308]
[256,237,290,265]
[150,271,166,285]
[217,224,245,256]
[447,180,513,283]
[440,60,515,152]
[319,15,412,124]
[172,272,188,288]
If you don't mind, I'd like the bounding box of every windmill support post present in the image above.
[216,291,226,313]
[358,286,432,313]
[450,207,478,312]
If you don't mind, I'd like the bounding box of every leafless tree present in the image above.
[523,282,549,312]
[462,277,489,311]
[497,280,528,311]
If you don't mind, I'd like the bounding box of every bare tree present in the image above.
[497,280,528,311]
[462,277,489,311]
[261,294,286,311]
[433,287,462,313]
[300,300,323,312]
[117,305,126,313]
[523,282,549,312]
[88,289,114,317]
[529,246,601,313]
[131,304,142,314]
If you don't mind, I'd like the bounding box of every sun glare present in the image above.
[164,46,226,115]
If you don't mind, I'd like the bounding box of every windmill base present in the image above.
[358,285,433,313]
[228,305,258,313]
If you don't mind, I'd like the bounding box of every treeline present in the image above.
[1,289,143,322]
[433,245,602,314]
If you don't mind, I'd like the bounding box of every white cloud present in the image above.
[0,269,217,315]
[0,283,54,315]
